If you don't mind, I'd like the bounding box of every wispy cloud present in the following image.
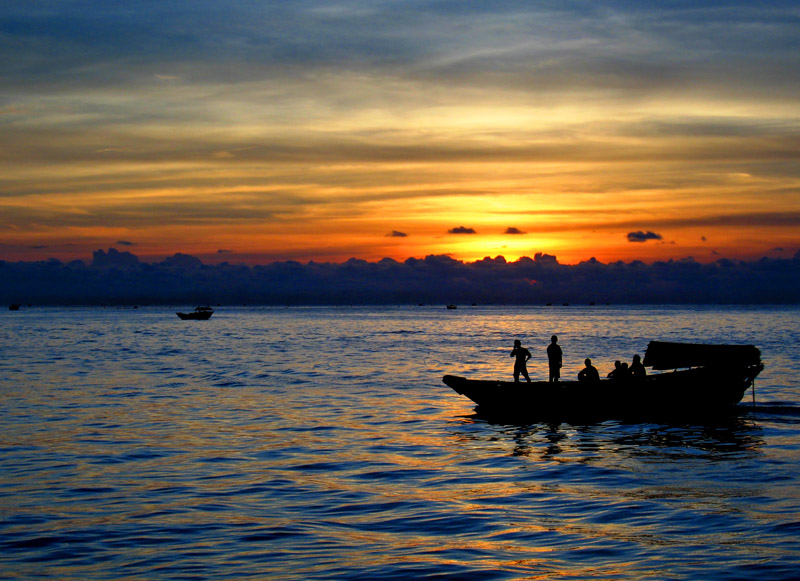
[0,1,798,266]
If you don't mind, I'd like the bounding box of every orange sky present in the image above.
[1,2,799,265]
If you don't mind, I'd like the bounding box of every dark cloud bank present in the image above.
[2,248,799,305]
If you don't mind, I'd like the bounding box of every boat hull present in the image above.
[176,311,213,320]
[443,364,763,421]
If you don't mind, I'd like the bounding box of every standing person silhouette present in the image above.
[547,335,562,383]
[510,339,532,383]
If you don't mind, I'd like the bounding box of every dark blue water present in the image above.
[1,305,799,579]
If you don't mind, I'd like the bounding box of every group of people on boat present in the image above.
[511,336,645,384]
[605,354,646,383]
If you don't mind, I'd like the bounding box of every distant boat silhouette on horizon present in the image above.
[176,306,214,320]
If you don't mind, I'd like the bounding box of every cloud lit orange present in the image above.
[0,2,798,266]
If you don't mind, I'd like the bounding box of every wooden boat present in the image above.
[443,341,764,420]
[176,306,214,320]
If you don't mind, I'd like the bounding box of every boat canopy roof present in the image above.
[643,341,761,370]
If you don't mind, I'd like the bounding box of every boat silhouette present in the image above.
[443,341,764,420]
[176,306,214,320]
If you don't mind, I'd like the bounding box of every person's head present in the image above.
[514,339,521,347]
[551,335,558,343]
[632,354,641,363]
[584,358,592,366]
[614,360,621,368]
[621,362,629,370]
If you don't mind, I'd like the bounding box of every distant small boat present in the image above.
[446,304,457,309]
[9,304,20,311]
[176,306,214,320]
[443,341,764,420]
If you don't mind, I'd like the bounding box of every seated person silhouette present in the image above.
[577,358,600,383]
[630,354,646,382]
[607,360,622,379]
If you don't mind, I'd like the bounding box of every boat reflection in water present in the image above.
[450,411,766,464]
[443,341,764,422]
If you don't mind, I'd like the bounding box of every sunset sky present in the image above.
[1,1,799,265]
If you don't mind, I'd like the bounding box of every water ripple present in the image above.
[1,306,799,579]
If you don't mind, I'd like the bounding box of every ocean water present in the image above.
[1,304,799,580]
